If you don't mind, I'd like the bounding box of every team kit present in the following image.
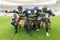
[5,6,55,36]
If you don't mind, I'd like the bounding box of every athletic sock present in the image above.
[14,25,18,33]
[29,24,32,36]
[25,25,29,33]
[46,26,48,32]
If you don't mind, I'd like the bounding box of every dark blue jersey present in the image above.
[37,8,52,15]
[37,8,52,17]
[27,10,37,20]
[12,9,29,18]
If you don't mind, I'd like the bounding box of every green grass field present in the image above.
[0,16,60,40]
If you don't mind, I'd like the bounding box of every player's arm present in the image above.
[50,13,55,16]
[48,9,55,16]
[5,10,13,13]
[0,9,13,13]
[5,9,18,13]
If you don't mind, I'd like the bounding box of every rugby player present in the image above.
[26,8,37,36]
[37,6,55,36]
[5,6,29,34]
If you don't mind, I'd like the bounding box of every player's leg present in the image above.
[36,20,41,31]
[45,18,49,36]
[11,14,16,26]
[40,18,44,28]
[11,22,15,26]
[14,17,20,33]
[38,20,41,29]
[11,18,15,26]
[48,18,51,29]
[18,18,22,28]
[10,14,18,33]
[29,20,32,36]
[33,20,36,30]
[36,17,42,31]
[24,17,28,28]
[24,17,29,33]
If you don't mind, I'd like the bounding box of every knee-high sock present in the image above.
[29,24,32,35]
[24,24,29,33]
[14,25,18,33]
[11,23,18,33]
[46,26,48,32]
[46,23,48,32]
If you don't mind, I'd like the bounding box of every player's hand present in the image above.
[52,14,55,16]
[5,10,8,13]
[5,10,12,13]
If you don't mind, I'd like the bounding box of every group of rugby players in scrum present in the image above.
[5,6,55,36]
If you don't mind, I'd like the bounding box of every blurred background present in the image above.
[0,0,60,16]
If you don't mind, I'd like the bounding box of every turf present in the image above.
[0,16,60,40]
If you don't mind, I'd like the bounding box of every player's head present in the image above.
[42,6,47,12]
[18,6,23,13]
[30,8,34,13]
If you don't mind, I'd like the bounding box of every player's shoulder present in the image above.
[23,8,29,13]
[47,8,52,11]
[34,6,42,10]
[47,8,53,14]
[47,8,52,12]
[27,11,30,13]
[37,7,42,12]
[27,10,37,14]
[24,8,29,11]
[12,9,18,13]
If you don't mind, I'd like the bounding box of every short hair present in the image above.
[18,6,23,9]
[42,6,47,9]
